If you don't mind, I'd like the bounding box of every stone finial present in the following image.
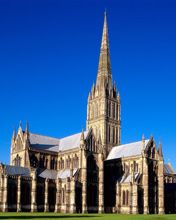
[117,91,120,100]
[80,128,85,147]
[12,128,16,141]
[19,120,22,130]
[142,133,145,147]
[80,128,84,140]
[25,121,29,134]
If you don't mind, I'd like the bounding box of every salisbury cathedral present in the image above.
[0,13,176,214]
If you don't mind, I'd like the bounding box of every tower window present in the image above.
[106,101,109,116]
[108,126,111,143]
[112,103,115,118]
[108,101,111,117]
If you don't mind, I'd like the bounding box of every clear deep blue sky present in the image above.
[0,0,176,168]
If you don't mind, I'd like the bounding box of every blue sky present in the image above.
[0,0,176,168]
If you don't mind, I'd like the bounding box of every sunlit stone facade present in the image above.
[0,13,176,214]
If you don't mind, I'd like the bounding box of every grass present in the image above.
[0,213,176,220]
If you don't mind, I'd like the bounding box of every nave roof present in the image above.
[106,139,150,161]
[29,131,88,153]
[1,164,30,177]
[37,168,78,180]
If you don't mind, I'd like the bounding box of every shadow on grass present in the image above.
[0,215,100,219]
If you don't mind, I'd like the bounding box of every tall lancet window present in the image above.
[14,154,21,167]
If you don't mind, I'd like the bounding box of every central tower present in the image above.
[86,12,121,155]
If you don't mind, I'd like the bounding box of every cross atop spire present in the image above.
[96,11,112,90]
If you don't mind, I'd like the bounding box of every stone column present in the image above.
[98,153,104,213]
[55,178,61,212]
[2,175,8,212]
[44,179,49,212]
[81,150,87,213]
[158,159,164,214]
[65,177,70,213]
[31,173,37,212]
[143,157,149,214]
[132,183,138,214]
[116,183,121,213]
[70,177,76,213]
[17,176,21,212]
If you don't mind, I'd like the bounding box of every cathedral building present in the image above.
[0,13,176,214]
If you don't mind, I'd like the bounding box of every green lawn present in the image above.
[0,213,176,220]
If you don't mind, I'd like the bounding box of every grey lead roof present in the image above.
[38,168,78,180]
[4,165,30,177]
[30,133,60,152]
[2,165,78,180]
[30,131,88,153]
[164,163,175,174]
[106,140,150,161]
[120,172,141,183]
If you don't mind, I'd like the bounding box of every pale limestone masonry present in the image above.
[0,12,176,214]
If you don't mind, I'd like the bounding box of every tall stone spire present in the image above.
[96,11,112,90]
[87,12,121,154]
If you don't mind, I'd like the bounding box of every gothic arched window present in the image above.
[51,158,55,169]
[122,190,125,205]
[39,155,45,168]
[112,127,115,143]
[45,158,48,168]
[112,102,115,118]
[73,155,79,168]
[55,160,57,170]
[14,154,21,167]
[92,104,94,119]
[108,125,111,143]
[66,157,71,168]
[58,161,61,170]
[16,135,23,151]
[106,100,109,116]
[30,154,38,168]
[126,190,129,206]
[61,159,64,169]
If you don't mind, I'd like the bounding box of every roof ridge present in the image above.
[60,130,88,141]
[114,139,150,148]
[30,132,60,141]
